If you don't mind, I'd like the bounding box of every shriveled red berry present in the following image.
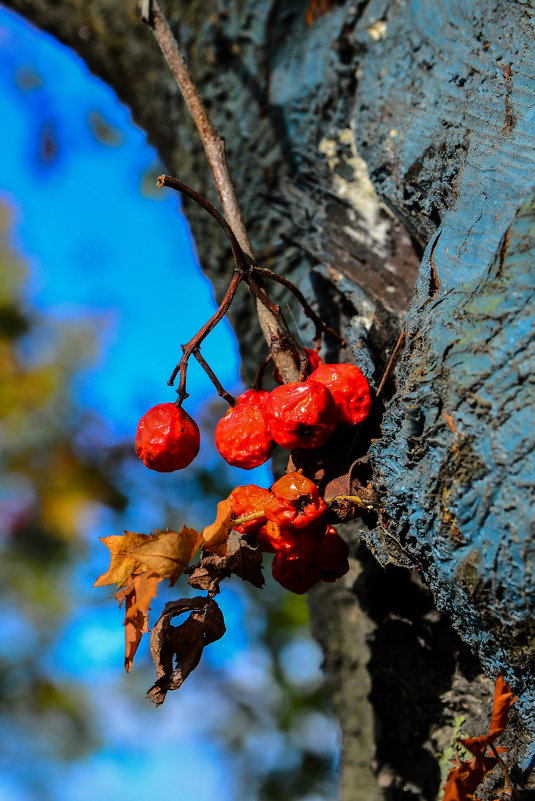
[261,518,323,555]
[309,363,371,426]
[266,472,328,532]
[271,525,349,594]
[135,403,200,472]
[272,552,317,594]
[228,484,272,536]
[235,388,270,407]
[264,380,336,449]
[215,391,274,469]
[314,526,349,582]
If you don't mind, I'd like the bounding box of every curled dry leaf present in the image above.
[114,571,162,672]
[187,529,264,595]
[441,674,516,801]
[201,498,233,556]
[146,597,225,706]
[94,525,202,588]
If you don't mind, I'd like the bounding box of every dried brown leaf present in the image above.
[187,530,264,594]
[94,526,202,588]
[114,571,162,672]
[201,499,233,556]
[146,597,225,705]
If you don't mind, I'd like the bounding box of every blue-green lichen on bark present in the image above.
[371,194,535,730]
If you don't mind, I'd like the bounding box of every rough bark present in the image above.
[6,0,535,797]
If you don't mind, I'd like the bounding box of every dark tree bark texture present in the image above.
[4,0,534,798]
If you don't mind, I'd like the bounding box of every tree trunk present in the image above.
[6,0,535,797]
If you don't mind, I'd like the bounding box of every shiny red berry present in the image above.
[271,525,349,593]
[264,380,336,449]
[235,388,270,407]
[265,472,328,532]
[135,403,200,472]
[272,552,317,594]
[228,484,272,536]
[309,363,371,426]
[215,391,274,469]
[314,526,350,582]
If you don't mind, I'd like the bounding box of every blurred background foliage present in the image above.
[0,6,340,800]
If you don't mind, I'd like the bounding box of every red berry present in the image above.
[228,484,272,536]
[264,380,336,449]
[265,472,328,531]
[314,526,350,582]
[272,552,317,594]
[262,518,323,555]
[235,388,270,407]
[271,525,349,594]
[135,403,200,472]
[309,363,371,426]
[215,391,274,469]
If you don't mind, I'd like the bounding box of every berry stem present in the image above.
[170,270,243,396]
[253,354,272,390]
[157,175,249,275]
[232,511,267,526]
[140,0,304,384]
[489,744,513,795]
[376,328,405,398]
[193,349,236,407]
[252,265,346,348]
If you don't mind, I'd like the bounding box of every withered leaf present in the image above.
[114,571,162,672]
[187,530,264,594]
[94,525,202,588]
[201,499,233,557]
[146,597,225,706]
[441,674,515,801]
[488,673,516,740]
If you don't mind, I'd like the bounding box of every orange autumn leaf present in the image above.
[94,526,202,588]
[488,673,516,739]
[441,674,515,801]
[114,571,162,672]
[201,498,233,557]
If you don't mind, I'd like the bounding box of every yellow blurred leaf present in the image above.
[94,526,202,588]
[201,499,233,557]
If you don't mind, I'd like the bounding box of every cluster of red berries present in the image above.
[228,474,349,594]
[135,350,371,473]
[216,353,371,469]
[134,351,369,593]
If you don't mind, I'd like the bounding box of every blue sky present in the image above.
[0,6,260,800]
[0,3,240,437]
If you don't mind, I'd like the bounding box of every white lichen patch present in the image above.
[367,20,387,41]
[319,127,392,256]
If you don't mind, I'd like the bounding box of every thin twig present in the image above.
[489,744,513,796]
[141,0,303,383]
[141,1,250,254]
[253,354,272,390]
[193,349,236,407]
[170,270,243,398]
[157,175,249,274]
[252,265,346,348]
[376,329,406,399]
